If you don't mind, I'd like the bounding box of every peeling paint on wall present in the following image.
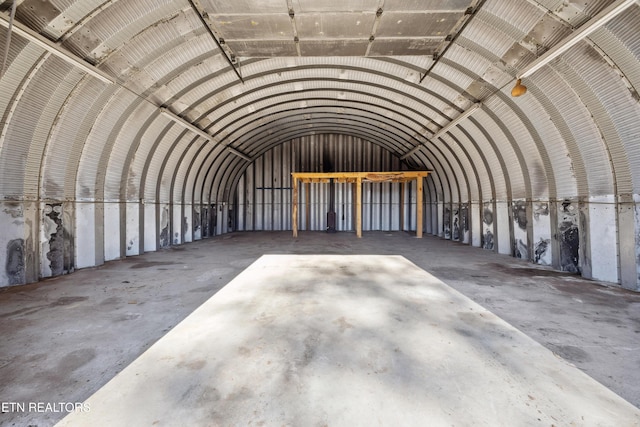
[159,205,170,248]
[460,203,469,244]
[42,203,73,276]
[6,239,25,285]
[512,200,528,259]
[558,200,580,273]
[452,205,460,241]
[482,203,494,250]
[444,206,451,239]
[202,207,210,237]
[532,202,551,265]
[193,206,201,240]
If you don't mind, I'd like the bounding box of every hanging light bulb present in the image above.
[511,78,527,97]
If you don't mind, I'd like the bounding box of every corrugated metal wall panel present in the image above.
[523,66,589,198]
[235,135,407,231]
[440,136,480,202]
[0,53,76,199]
[84,88,137,200]
[137,116,172,202]
[173,136,208,203]
[462,17,519,60]
[563,44,640,194]
[592,13,640,101]
[481,0,543,38]
[157,126,189,203]
[0,35,30,131]
[39,63,86,200]
[62,80,113,200]
[71,0,178,63]
[488,97,548,199]
[0,43,42,198]
[470,113,527,200]
[71,82,120,201]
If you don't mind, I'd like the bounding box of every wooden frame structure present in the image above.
[291,171,430,238]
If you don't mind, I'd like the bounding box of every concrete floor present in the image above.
[1,231,640,426]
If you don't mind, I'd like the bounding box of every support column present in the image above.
[292,177,298,238]
[356,177,362,238]
[416,177,423,238]
[400,182,405,231]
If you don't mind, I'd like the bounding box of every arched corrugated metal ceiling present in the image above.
[0,0,639,290]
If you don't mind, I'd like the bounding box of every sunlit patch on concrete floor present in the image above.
[57,255,640,426]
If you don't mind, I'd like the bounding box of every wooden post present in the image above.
[292,176,298,237]
[400,182,405,231]
[305,182,310,230]
[356,176,362,238]
[416,177,423,238]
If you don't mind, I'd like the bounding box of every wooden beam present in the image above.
[292,176,298,237]
[289,171,431,238]
[416,176,423,238]
[292,171,429,183]
[305,182,310,231]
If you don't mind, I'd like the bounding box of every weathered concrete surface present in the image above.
[56,254,640,426]
[1,232,640,426]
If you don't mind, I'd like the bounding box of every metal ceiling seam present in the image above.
[55,0,121,42]
[231,121,410,163]
[420,131,466,203]
[472,107,530,200]
[232,112,418,157]
[95,89,145,201]
[589,17,640,101]
[481,0,543,39]
[24,56,77,201]
[455,125,498,204]
[171,132,208,204]
[166,62,457,123]
[199,84,444,144]
[412,149,451,203]
[119,104,163,203]
[222,126,411,179]
[194,87,442,150]
[558,45,633,195]
[234,118,410,158]
[462,116,512,200]
[73,0,180,65]
[0,43,44,169]
[486,93,557,200]
[157,125,197,204]
[446,130,493,203]
[38,60,86,201]
[203,88,439,142]
[222,108,422,155]
[181,135,211,204]
[139,120,180,203]
[506,79,577,198]
[66,79,114,200]
[468,110,531,201]
[0,50,50,199]
[433,129,483,202]
[427,56,548,200]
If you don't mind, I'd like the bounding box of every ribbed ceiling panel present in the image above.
[0,38,35,153]
[40,65,87,200]
[563,44,640,194]
[591,13,640,99]
[76,87,136,201]
[482,0,543,37]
